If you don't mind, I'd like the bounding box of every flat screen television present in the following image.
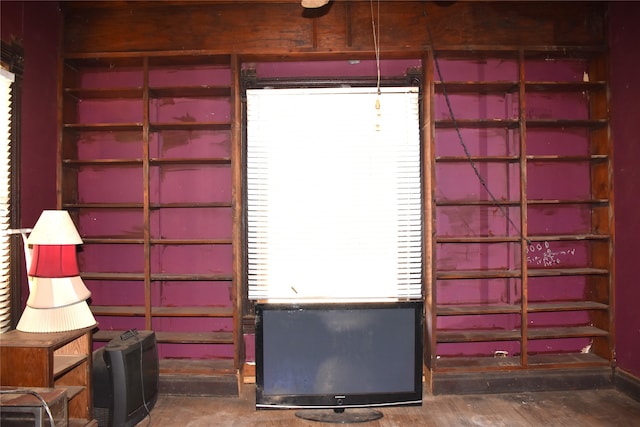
[255,301,423,422]
[93,329,160,427]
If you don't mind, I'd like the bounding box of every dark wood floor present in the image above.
[136,385,640,427]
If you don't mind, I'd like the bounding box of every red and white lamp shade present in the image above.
[16,210,96,333]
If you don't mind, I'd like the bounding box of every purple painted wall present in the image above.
[610,2,640,379]
[1,1,60,309]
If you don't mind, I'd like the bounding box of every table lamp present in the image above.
[16,210,96,333]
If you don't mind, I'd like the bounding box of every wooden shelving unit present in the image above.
[428,48,613,384]
[59,53,239,379]
[0,328,97,426]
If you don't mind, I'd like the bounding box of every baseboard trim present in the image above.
[158,359,239,397]
[159,372,239,396]
[431,367,613,395]
[615,368,640,402]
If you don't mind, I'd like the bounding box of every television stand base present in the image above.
[295,408,383,423]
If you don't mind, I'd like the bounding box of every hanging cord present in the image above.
[0,389,56,427]
[370,0,381,101]
[423,10,529,244]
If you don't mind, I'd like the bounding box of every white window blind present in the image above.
[0,67,15,332]
[247,87,422,301]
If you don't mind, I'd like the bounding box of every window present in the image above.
[246,87,422,301]
[1,41,23,333]
[0,66,15,332]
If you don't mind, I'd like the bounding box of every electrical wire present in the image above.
[423,10,529,244]
[0,388,56,427]
[134,332,153,426]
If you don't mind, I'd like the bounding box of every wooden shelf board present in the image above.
[524,81,607,92]
[150,157,231,165]
[150,238,232,245]
[436,234,610,244]
[527,326,608,340]
[435,119,520,129]
[433,352,610,371]
[526,352,610,367]
[159,358,236,376]
[64,87,143,99]
[437,326,608,343]
[151,273,234,281]
[91,306,145,316]
[528,301,608,312]
[437,329,521,343]
[149,85,231,98]
[436,236,521,243]
[527,267,609,277]
[82,272,145,281]
[63,158,143,166]
[436,199,609,207]
[62,203,144,209]
[436,119,607,130]
[156,331,234,344]
[436,155,520,163]
[62,385,85,401]
[525,119,608,129]
[150,122,231,131]
[93,330,233,345]
[527,198,609,205]
[149,202,232,209]
[91,305,233,317]
[434,81,519,94]
[437,267,608,280]
[525,154,608,162]
[437,304,521,316]
[527,234,610,242]
[437,269,521,279]
[64,123,143,131]
[53,355,86,379]
[81,238,145,244]
[436,199,521,207]
[437,301,608,316]
[434,355,521,371]
[81,272,234,281]
[62,202,232,210]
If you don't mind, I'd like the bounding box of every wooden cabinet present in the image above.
[59,54,238,371]
[428,48,613,383]
[0,328,96,426]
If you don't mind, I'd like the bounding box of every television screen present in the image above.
[255,301,423,415]
[93,330,159,427]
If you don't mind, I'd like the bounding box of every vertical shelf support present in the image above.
[518,48,529,367]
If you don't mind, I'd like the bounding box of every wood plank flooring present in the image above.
[136,385,640,426]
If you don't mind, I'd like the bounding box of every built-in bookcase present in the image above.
[428,48,612,380]
[58,46,613,393]
[59,54,237,364]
